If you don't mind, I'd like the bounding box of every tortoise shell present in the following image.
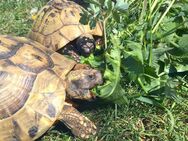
[28,0,103,51]
[0,35,76,141]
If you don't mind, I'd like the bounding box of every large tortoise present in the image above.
[28,0,103,61]
[0,35,103,140]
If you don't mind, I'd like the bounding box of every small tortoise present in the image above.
[28,0,103,61]
[0,35,103,141]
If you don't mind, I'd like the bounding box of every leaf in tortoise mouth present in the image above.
[96,35,128,104]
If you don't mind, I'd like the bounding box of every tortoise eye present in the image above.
[88,75,95,80]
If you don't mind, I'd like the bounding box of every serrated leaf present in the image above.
[122,56,143,75]
[152,47,171,63]
[122,42,144,81]
[125,41,144,64]
[144,65,158,78]
[96,36,128,104]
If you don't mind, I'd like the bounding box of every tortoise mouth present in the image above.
[82,90,96,101]
[89,91,96,100]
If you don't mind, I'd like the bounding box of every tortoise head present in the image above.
[76,34,95,57]
[65,68,103,100]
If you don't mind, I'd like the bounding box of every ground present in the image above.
[0,0,187,141]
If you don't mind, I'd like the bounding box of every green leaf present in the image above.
[122,56,143,79]
[138,75,160,93]
[89,4,100,13]
[79,11,90,25]
[89,19,97,29]
[136,96,161,106]
[114,0,129,12]
[112,10,120,22]
[152,47,171,63]
[125,41,144,64]
[146,65,158,76]
[107,0,113,11]
[122,41,144,80]
[178,34,188,52]
[80,54,104,69]
[96,35,128,104]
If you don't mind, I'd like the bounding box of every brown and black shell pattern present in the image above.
[28,0,103,51]
[0,35,76,141]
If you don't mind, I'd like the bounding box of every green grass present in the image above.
[0,0,187,141]
[0,0,47,35]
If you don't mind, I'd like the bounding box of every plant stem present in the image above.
[148,31,153,66]
[139,0,147,23]
[103,20,107,50]
[170,41,179,48]
[138,77,148,93]
[151,0,159,13]
[103,13,112,50]
[152,0,175,33]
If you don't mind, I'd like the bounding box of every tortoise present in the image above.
[28,0,103,61]
[0,35,103,141]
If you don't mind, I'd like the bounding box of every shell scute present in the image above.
[0,35,69,141]
[28,0,103,51]
[9,44,54,73]
[0,36,23,59]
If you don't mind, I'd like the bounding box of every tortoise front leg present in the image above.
[58,103,97,139]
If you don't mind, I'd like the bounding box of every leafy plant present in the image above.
[81,0,188,105]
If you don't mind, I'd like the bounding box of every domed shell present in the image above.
[0,35,76,141]
[28,0,103,51]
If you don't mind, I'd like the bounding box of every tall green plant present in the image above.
[81,0,188,105]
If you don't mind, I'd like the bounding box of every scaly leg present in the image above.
[58,103,97,139]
